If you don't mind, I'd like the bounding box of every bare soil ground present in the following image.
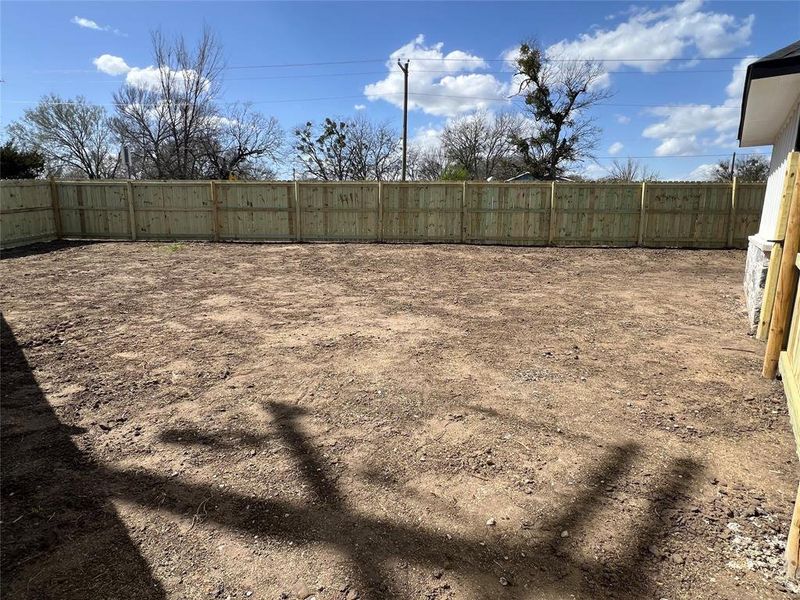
[1,241,798,600]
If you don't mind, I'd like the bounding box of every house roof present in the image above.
[738,39,800,147]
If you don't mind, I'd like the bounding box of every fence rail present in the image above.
[0,179,765,250]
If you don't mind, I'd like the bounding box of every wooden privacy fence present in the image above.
[0,179,765,250]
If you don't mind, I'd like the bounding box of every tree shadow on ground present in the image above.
[145,400,701,599]
[2,310,702,599]
[0,314,165,600]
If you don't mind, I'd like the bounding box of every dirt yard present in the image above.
[1,241,797,600]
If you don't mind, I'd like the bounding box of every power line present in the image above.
[15,54,751,75]
[0,92,743,109]
[227,59,386,70]
[226,55,754,69]
[594,152,768,159]
[2,67,747,85]
[400,56,754,63]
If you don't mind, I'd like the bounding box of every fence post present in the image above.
[548,181,556,246]
[49,178,63,240]
[727,177,737,248]
[763,176,800,378]
[294,180,302,241]
[638,181,647,247]
[126,180,137,241]
[210,180,220,242]
[377,180,384,242]
[461,181,467,243]
[788,482,800,578]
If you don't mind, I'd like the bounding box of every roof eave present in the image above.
[738,43,800,145]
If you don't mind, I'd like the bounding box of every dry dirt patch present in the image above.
[1,241,797,600]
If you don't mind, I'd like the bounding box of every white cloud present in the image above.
[546,0,753,75]
[688,162,718,180]
[608,142,624,155]
[642,55,758,156]
[354,104,366,111]
[575,162,611,180]
[71,16,125,36]
[363,35,510,117]
[93,54,130,76]
[72,16,102,30]
[652,136,702,156]
[207,115,237,128]
[410,124,444,151]
[363,1,755,129]
[92,54,208,92]
[501,0,753,110]
[725,55,757,98]
[124,66,164,91]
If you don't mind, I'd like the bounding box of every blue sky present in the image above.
[1,0,798,179]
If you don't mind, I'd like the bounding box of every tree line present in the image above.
[1,29,769,183]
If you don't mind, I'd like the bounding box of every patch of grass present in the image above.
[161,242,186,253]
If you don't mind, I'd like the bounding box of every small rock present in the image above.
[671,553,685,565]
[346,590,359,600]
[499,577,510,586]
[486,518,496,527]
[433,569,444,579]
[560,530,569,538]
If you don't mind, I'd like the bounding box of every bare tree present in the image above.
[112,29,283,180]
[407,146,447,181]
[710,155,769,182]
[293,116,401,181]
[512,41,611,180]
[7,95,120,179]
[112,28,223,179]
[441,110,525,180]
[602,158,659,182]
[346,116,401,181]
[199,104,284,180]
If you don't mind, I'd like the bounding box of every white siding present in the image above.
[757,98,800,240]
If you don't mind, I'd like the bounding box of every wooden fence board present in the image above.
[298,182,378,241]
[58,182,130,239]
[0,181,56,248]
[734,183,770,248]
[553,183,640,246]
[644,183,732,248]
[0,180,766,249]
[382,183,461,242]
[217,182,294,241]
[133,182,213,240]
[464,183,550,245]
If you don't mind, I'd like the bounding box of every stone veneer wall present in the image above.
[744,236,772,331]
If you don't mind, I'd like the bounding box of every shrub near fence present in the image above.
[0,179,765,250]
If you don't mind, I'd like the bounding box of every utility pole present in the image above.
[122,146,132,179]
[729,151,736,181]
[398,59,409,181]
